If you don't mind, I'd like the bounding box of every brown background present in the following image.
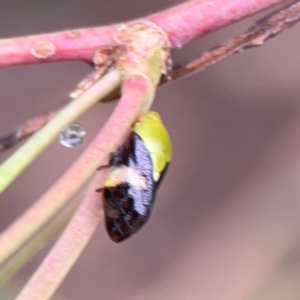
[1,1,300,299]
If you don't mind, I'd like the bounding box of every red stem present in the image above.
[0,0,287,67]
[0,26,117,67]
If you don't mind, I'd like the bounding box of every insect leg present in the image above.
[97,164,110,171]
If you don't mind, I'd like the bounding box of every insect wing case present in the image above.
[103,132,155,242]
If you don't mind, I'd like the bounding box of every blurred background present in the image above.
[0,0,300,299]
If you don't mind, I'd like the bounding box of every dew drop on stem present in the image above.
[59,123,86,148]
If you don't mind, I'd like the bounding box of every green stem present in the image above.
[0,69,122,194]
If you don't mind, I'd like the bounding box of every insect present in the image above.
[97,111,172,242]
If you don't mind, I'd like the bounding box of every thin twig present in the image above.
[69,45,124,99]
[0,108,62,152]
[0,69,122,194]
[170,0,300,80]
[1,0,298,152]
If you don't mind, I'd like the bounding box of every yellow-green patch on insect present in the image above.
[97,111,172,242]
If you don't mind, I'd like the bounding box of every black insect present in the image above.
[97,111,172,242]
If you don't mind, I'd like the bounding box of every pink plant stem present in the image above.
[0,26,117,67]
[0,76,151,264]
[0,0,287,67]
[15,177,104,300]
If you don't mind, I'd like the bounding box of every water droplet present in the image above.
[59,123,86,148]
